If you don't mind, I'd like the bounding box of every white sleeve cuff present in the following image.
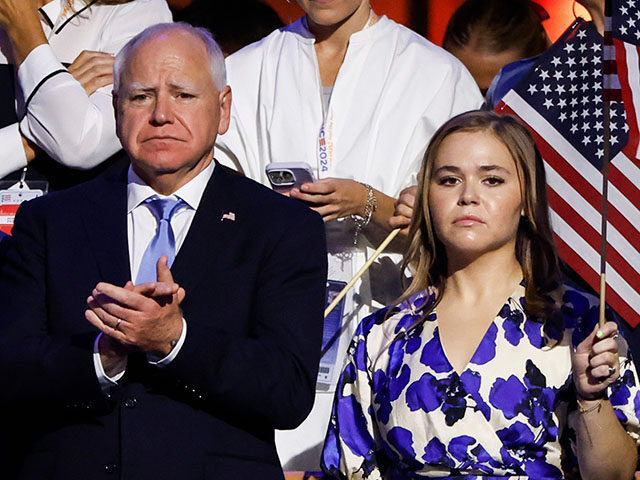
[93,332,125,393]
[0,123,28,178]
[147,318,187,367]
[17,44,69,105]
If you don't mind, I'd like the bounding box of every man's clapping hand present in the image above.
[86,256,186,364]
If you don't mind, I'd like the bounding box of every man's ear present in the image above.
[112,92,122,138]
[112,92,119,119]
[217,86,232,135]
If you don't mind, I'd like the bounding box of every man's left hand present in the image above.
[85,256,186,357]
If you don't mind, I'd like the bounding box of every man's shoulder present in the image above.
[16,164,125,220]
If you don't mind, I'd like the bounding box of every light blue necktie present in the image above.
[135,196,185,285]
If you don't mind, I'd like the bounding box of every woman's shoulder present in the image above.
[224,21,304,89]
[559,283,601,314]
[373,16,472,71]
[354,288,437,349]
[554,282,608,342]
[226,18,306,64]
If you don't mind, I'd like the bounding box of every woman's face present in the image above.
[428,130,524,261]
[296,0,369,27]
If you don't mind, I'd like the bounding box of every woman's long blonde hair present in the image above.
[399,110,561,322]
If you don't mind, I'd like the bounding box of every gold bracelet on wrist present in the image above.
[351,183,377,246]
[576,397,603,414]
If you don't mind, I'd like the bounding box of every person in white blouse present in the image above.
[215,0,483,471]
[0,0,172,190]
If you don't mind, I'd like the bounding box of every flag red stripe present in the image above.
[548,189,640,292]
[533,135,640,247]
[610,163,640,203]
[499,102,640,326]
[500,103,640,249]
[554,234,640,327]
[614,38,640,162]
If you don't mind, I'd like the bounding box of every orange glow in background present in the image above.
[263,0,592,45]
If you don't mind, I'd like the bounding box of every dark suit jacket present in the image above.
[0,161,328,480]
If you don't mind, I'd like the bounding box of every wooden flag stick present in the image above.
[599,98,612,328]
[324,228,401,318]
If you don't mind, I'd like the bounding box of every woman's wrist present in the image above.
[573,380,608,415]
[8,12,47,67]
[575,396,606,414]
[351,182,377,245]
[575,388,607,401]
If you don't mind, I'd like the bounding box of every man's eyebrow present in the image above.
[126,83,155,93]
[168,81,198,91]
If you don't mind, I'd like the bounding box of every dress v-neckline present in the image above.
[432,284,522,377]
[434,313,497,377]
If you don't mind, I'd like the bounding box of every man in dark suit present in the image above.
[0,22,327,480]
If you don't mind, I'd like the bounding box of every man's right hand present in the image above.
[68,50,115,96]
[86,256,186,358]
[93,273,182,377]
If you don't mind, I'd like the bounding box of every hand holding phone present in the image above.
[265,162,316,195]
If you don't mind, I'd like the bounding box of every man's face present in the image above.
[115,30,231,192]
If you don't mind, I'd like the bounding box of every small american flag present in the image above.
[495,18,640,326]
[221,211,236,222]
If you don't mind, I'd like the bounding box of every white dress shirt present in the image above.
[93,160,216,389]
[0,0,172,177]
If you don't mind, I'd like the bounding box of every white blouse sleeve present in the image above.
[0,123,28,178]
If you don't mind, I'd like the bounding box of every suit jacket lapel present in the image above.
[80,165,131,286]
[171,164,239,295]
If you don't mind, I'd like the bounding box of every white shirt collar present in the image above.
[127,159,216,214]
[292,14,389,45]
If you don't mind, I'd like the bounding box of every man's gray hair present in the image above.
[113,22,227,94]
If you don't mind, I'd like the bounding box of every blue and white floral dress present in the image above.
[322,283,640,479]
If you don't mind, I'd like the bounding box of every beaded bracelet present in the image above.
[352,183,377,245]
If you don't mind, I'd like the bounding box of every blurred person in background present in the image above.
[484,0,604,108]
[443,0,550,97]
[175,0,283,56]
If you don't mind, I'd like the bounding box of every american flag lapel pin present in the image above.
[221,211,236,222]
